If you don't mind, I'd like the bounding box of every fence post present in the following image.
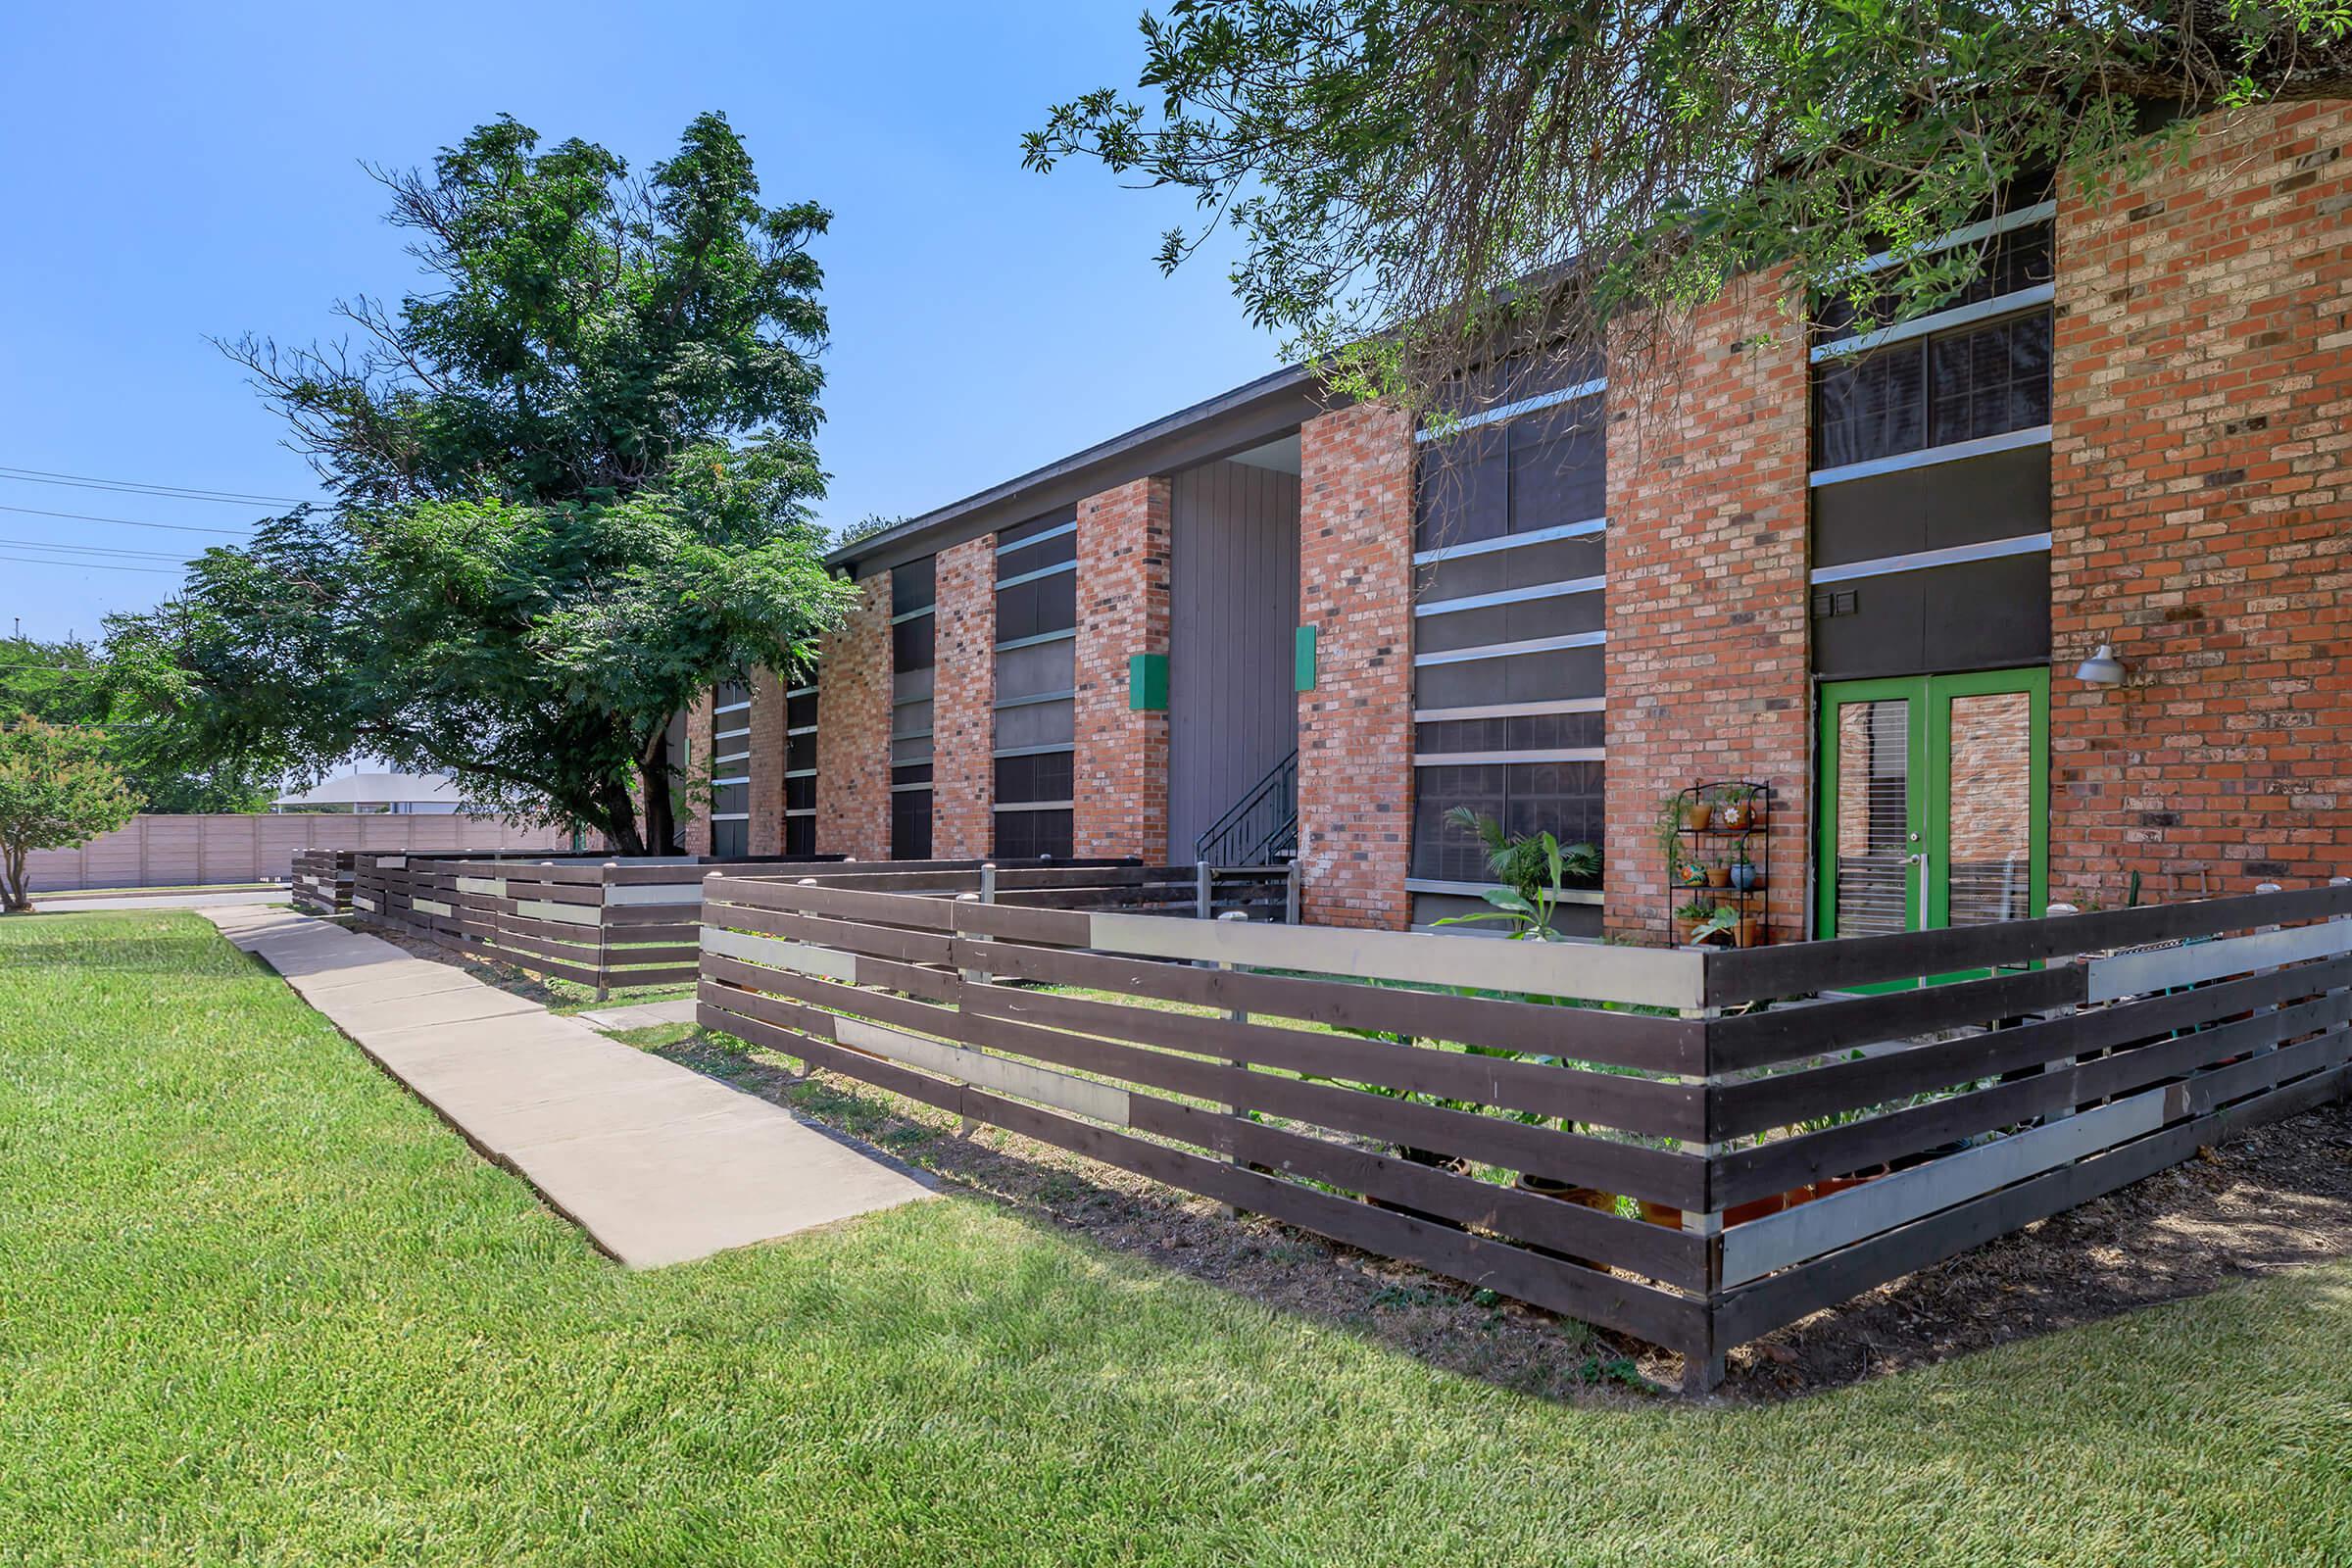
[1682,987,1726,1396]
[2332,878,2352,1102]
[1213,907,1252,1216]
[1196,861,1212,919]
[954,867,1001,1138]
[1284,859,1302,925]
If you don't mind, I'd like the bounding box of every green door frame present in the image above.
[1816,666,2049,943]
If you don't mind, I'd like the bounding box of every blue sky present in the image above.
[0,2,1281,644]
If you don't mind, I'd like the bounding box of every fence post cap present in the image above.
[1216,909,1250,922]
[2256,882,2283,895]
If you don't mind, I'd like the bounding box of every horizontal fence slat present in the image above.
[962,981,1703,1141]
[702,1002,1708,1354]
[1706,964,2087,1072]
[1083,910,1704,1011]
[2084,919,2352,1001]
[1705,883,2352,1004]
[702,905,958,966]
[955,938,1704,1075]
[1711,992,2352,1205]
[1711,1059,2352,1347]
[1708,955,2352,1141]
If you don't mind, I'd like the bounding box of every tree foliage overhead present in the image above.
[0,637,278,813]
[109,113,850,854]
[1026,0,2352,411]
[0,713,141,911]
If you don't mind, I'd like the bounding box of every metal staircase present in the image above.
[1194,750,1298,869]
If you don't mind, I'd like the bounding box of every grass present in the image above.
[3,911,2349,1565]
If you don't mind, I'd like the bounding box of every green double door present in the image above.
[1816,668,2048,942]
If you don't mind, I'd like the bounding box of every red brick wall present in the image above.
[747,667,787,855]
[681,692,713,856]
[816,572,893,859]
[2050,101,2352,904]
[1297,402,1415,928]
[1603,273,1813,945]
[933,534,998,858]
[1074,477,1173,858]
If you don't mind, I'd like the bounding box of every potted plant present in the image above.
[1676,900,1735,946]
[1735,911,1766,948]
[1713,785,1750,832]
[1728,848,1763,893]
[1655,794,1692,883]
[1704,860,1732,889]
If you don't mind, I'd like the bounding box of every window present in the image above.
[709,675,753,858]
[994,510,1077,860]
[1811,218,2054,473]
[1408,761,1603,883]
[890,556,938,860]
[783,681,817,850]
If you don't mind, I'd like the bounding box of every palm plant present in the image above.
[1438,807,1601,942]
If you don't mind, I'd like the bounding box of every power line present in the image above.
[0,466,309,508]
[0,552,180,574]
[0,503,254,536]
[0,536,186,560]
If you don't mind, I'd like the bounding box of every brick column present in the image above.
[1074,476,1173,858]
[816,571,893,859]
[746,667,788,854]
[681,691,714,856]
[1297,402,1414,929]
[2049,102,2352,906]
[932,533,998,858]
[1603,272,1812,945]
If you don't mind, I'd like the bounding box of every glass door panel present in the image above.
[1831,697,1917,936]
[1941,690,2035,926]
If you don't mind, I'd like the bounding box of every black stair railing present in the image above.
[1195,750,1298,867]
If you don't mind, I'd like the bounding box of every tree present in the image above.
[0,715,141,912]
[107,113,850,854]
[1026,2,2352,414]
[0,637,279,812]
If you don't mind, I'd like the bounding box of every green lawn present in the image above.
[3,912,2347,1566]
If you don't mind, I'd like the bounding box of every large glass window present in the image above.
[993,510,1077,859]
[890,557,937,860]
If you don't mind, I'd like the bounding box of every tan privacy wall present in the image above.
[26,813,583,894]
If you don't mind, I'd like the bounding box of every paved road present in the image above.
[35,889,289,913]
[204,906,933,1267]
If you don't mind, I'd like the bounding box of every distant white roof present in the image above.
[272,772,466,808]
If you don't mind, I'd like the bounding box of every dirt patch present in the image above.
[656,1029,2352,1403]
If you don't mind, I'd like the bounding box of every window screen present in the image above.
[995,808,1073,860]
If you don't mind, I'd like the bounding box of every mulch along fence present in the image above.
[695,872,2352,1392]
[349,855,1280,995]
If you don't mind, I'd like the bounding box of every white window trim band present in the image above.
[1414,516,1604,566]
[1811,283,2054,363]
[1842,200,2057,280]
[890,604,936,625]
[1412,748,1604,766]
[995,688,1076,710]
[1810,423,2052,489]
[1415,575,1603,617]
[785,768,816,780]
[1407,876,1604,906]
[996,559,1079,592]
[997,520,1077,555]
[995,742,1073,760]
[996,628,1077,653]
[1413,630,1605,667]
[1413,376,1607,444]
[993,799,1075,813]
[712,701,751,716]
[889,781,933,794]
[1415,697,1604,723]
[1811,532,2053,586]
[786,684,816,699]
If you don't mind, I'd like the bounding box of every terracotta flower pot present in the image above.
[1516,1172,1618,1270]
[1735,915,1765,948]
[1705,865,1731,889]
[1715,801,1750,832]
[1686,802,1713,831]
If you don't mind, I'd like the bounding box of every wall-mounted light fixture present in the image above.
[2074,643,2128,688]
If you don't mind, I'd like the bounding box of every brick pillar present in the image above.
[1296,402,1414,929]
[681,691,714,856]
[816,572,893,859]
[1603,272,1812,945]
[933,533,998,858]
[2050,102,2352,907]
[1074,476,1173,858]
[746,667,788,855]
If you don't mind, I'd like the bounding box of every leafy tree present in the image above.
[0,714,142,912]
[1027,2,2352,411]
[0,637,278,812]
[108,113,850,853]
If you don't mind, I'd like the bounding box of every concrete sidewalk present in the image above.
[203,906,933,1266]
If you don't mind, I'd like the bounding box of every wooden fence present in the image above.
[25,811,583,894]
[289,849,355,915]
[349,856,1250,995]
[694,873,2352,1392]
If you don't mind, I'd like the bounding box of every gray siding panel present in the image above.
[1168,460,1302,862]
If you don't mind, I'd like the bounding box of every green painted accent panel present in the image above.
[1128,653,1169,711]
[1295,624,1317,693]
[1817,665,2050,987]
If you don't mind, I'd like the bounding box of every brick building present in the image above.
[681,103,2351,943]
